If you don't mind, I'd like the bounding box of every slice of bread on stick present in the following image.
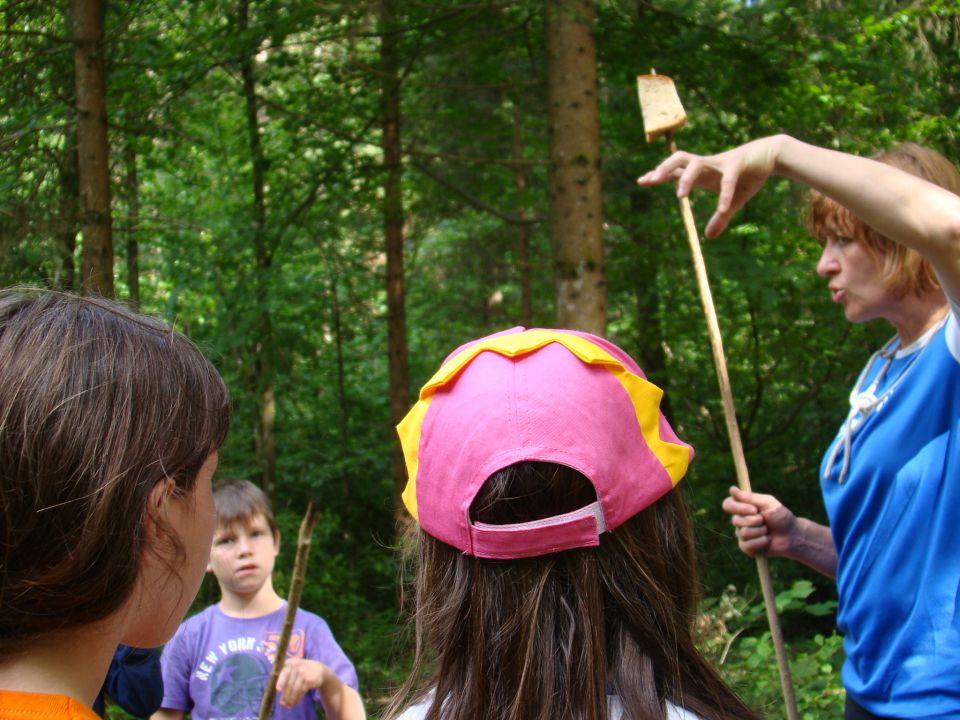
[636,74,687,143]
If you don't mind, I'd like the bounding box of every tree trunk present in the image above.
[71,0,113,297]
[379,0,411,514]
[55,141,79,292]
[123,141,140,308]
[513,101,532,327]
[330,269,352,533]
[545,0,605,334]
[630,188,672,419]
[331,272,349,449]
[238,0,277,499]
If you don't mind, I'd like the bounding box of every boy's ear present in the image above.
[207,525,223,573]
[273,529,281,556]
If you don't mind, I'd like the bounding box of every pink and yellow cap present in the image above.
[396,327,693,559]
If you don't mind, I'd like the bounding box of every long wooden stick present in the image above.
[257,502,322,720]
[667,134,799,720]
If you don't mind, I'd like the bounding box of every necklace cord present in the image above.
[823,314,949,484]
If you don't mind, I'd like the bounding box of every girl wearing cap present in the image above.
[384,328,758,720]
[639,135,960,720]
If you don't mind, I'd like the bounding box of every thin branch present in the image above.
[403,78,544,91]
[411,159,543,225]
[256,502,321,720]
[0,123,71,152]
[0,28,69,42]
[408,148,547,168]
[255,93,380,149]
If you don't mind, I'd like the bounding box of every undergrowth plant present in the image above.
[698,581,845,719]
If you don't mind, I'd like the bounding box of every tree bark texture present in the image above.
[513,101,532,327]
[55,141,79,292]
[629,188,672,419]
[379,0,411,512]
[71,0,114,297]
[123,141,140,308]
[256,502,321,720]
[546,0,605,334]
[238,0,277,499]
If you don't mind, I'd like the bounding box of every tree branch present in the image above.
[407,148,547,168]
[256,502,321,720]
[410,159,543,225]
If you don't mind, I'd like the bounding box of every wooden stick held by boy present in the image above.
[258,502,322,720]
[636,71,800,720]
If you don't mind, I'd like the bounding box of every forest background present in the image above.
[4,0,959,717]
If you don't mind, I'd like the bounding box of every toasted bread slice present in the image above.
[637,74,688,143]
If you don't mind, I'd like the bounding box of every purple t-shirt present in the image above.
[160,603,359,720]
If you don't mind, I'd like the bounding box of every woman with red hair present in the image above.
[640,135,960,720]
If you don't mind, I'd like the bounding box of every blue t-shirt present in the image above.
[94,645,163,717]
[821,312,960,718]
[160,603,359,720]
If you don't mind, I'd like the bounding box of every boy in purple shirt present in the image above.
[153,480,364,720]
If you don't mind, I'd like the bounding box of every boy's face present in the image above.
[207,512,280,598]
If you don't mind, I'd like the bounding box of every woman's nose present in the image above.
[816,243,839,277]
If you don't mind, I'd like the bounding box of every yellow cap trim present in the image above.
[398,397,432,522]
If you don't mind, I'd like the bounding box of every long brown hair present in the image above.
[385,463,758,720]
[0,289,230,658]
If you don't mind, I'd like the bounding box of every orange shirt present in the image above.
[0,691,99,720]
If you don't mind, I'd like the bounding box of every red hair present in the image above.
[808,142,960,299]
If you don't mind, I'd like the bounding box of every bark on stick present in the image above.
[257,502,321,720]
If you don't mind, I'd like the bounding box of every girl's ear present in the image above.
[144,477,176,542]
[149,477,176,512]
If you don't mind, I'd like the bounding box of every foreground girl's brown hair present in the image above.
[0,288,230,659]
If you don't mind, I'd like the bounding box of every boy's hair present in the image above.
[0,289,230,659]
[387,463,759,720]
[212,479,278,535]
[808,142,960,300]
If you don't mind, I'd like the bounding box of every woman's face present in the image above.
[816,236,896,324]
[121,451,219,647]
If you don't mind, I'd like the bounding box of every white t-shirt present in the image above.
[397,694,702,719]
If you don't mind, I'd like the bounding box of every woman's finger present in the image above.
[731,514,766,530]
[721,495,758,517]
[738,535,770,555]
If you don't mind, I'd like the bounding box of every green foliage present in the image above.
[5,0,960,711]
[699,582,845,719]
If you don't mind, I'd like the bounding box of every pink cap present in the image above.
[396,328,693,559]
